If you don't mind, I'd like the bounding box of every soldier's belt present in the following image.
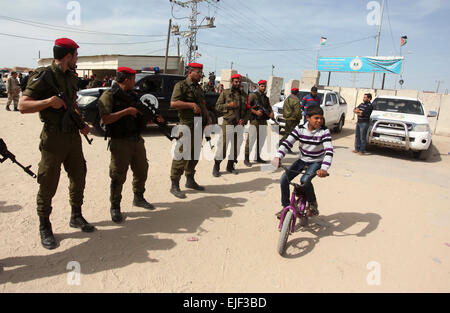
[43,123,77,134]
[110,133,142,141]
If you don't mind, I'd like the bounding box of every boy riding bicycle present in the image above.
[272,105,333,218]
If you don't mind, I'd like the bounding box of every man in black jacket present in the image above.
[353,93,373,155]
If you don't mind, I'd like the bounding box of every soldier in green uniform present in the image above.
[279,88,302,154]
[213,73,250,176]
[19,38,95,250]
[98,67,162,223]
[244,79,274,167]
[169,62,211,199]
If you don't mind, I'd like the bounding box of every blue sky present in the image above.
[0,0,449,92]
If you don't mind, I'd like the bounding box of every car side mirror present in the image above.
[325,101,333,106]
[427,111,437,118]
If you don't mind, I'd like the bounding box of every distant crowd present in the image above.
[76,73,117,90]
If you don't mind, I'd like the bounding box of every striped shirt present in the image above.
[276,122,334,171]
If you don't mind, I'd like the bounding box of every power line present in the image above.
[219,3,275,47]
[0,32,166,45]
[205,1,317,69]
[170,2,191,20]
[0,15,165,37]
[385,0,399,55]
[198,35,376,52]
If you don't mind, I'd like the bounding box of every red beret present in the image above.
[258,80,267,85]
[54,38,79,49]
[188,63,203,69]
[291,88,299,92]
[231,74,241,80]
[117,67,136,74]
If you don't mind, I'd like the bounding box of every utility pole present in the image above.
[164,19,172,74]
[271,65,275,76]
[230,62,233,69]
[371,0,385,89]
[170,0,218,67]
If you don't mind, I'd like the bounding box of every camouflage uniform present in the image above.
[6,75,20,110]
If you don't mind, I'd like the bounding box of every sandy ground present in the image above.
[0,98,449,293]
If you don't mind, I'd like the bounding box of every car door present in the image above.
[323,93,334,126]
[165,76,186,121]
[329,93,340,123]
[136,75,166,116]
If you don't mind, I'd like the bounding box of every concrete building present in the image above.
[37,54,184,79]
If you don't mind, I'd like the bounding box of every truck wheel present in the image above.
[93,115,106,137]
[334,116,345,133]
[413,149,429,161]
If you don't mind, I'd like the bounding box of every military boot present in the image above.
[133,192,156,210]
[70,206,96,232]
[110,205,123,224]
[170,179,186,199]
[185,175,205,191]
[212,160,221,177]
[226,160,238,175]
[5,105,10,111]
[39,216,57,250]
[244,154,252,167]
[110,181,124,223]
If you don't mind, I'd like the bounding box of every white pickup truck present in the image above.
[270,89,348,132]
[367,95,437,159]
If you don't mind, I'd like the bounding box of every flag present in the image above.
[195,52,202,58]
[320,37,327,45]
[400,36,407,47]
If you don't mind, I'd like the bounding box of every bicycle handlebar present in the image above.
[279,164,329,186]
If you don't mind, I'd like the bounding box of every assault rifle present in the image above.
[185,84,214,149]
[254,101,278,125]
[130,92,178,141]
[195,100,214,149]
[0,138,37,178]
[42,70,93,145]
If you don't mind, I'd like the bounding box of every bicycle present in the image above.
[277,164,329,256]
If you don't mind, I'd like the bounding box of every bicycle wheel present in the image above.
[277,210,294,256]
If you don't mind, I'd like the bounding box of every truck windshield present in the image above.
[372,98,424,115]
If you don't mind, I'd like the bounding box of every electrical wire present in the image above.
[0,32,166,45]
[0,14,165,37]
[385,0,399,55]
